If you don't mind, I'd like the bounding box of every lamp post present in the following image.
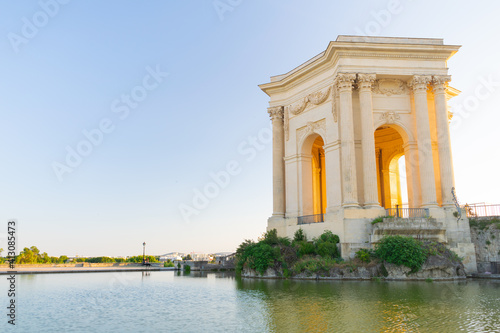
[142,242,146,264]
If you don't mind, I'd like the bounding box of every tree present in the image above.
[58,255,69,263]
[16,247,35,264]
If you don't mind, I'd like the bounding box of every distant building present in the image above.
[158,252,185,262]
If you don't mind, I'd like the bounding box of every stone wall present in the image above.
[242,256,466,281]
[470,217,500,273]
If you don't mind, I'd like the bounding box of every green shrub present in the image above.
[318,230,340,244]
[184,265,191,273]
[293,228,307,242]
[375,235,426,273]
[261,229,279,245]
[164,262,174,267]
[293,257,342,274]
[486,240,491,246]
[249,243,277,275]
[355,249,372,263]
[277,237,291,247]
[236,239,255,256]
[371,216,384,225]
[236,242,279,275]
[315,242,339,258]
[313,231,340,258]
[297,241,316,257]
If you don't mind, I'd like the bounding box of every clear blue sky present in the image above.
[1,1,499,257]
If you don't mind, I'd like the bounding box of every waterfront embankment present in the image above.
[0,263,174,275]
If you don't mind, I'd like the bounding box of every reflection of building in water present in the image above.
[235,278,482,332]
[260,36,477,273]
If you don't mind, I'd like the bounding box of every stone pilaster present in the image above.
[357,74,380,207]
[268,106,286,216]
[336,73,359,207]
[432,75,455,207]
[408,75,438,208]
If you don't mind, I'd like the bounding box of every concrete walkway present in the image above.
[0,266,176,275]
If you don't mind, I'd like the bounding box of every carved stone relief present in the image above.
[288,86,332,116]
[296,119,326,147]
[379,111,401,124]
[373,79,407,96]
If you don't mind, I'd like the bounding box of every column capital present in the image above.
[408,75,432,93]
[432,75,452,93]
[357,73,376,90]
[335,73,356,91]
[268,106,284,120]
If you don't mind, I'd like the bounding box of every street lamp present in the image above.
[142,242,146,264]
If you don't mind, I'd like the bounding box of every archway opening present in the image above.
[311,136,326,215]
[299,134,327,220]
[375,126,409,209]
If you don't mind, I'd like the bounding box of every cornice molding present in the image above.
[259,40,460,96]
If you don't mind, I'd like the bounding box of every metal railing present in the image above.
[297,214,324,225]
[385,206,430,218]
[464,203,500,218]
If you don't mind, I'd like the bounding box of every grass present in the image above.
[371,216,394,225]
[469,218,500,230]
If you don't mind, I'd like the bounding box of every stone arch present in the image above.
[373,118,414,144]
[296,119,327,154]
[374,124,411,209]
[298,132,327,219]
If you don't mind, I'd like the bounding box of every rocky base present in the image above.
[242,255,466,281]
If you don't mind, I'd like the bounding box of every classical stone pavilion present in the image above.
[259,36,476,272]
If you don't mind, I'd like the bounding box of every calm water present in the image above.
[2,271,500,332]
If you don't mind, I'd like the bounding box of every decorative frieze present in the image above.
[288,86,332,116]
[373,79,407,96]
[379,111,401,124]
[307,86,331,105]
[288,98,308,115]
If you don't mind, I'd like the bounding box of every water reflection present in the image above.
[236,278,500,333]
[2,272,500,332]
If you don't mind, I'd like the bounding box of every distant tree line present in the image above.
[0,246,160,264]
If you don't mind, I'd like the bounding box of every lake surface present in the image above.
[2,271,500,332]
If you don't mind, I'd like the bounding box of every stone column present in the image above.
[408,76,438,208]
[433,75,455,207]
[358,74,379,207]
[403,142,420,208]
[324,141,342,211]
[336,73,359,207]
[268,106,286,216]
